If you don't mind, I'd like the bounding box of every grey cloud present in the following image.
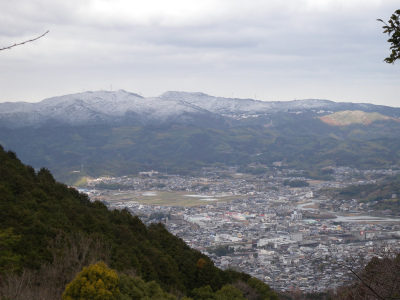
[0,0,399,106]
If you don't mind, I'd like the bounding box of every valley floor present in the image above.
[81,166,400,293]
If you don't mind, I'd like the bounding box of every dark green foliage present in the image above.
[246,277,279,300]
[189,284,247,300]
[0,146,273,299]
[324,175,400,213]
[95,182,133,190]
[237,166,269,175]
[286,169,334,181]
[214,284,246,300]
[378,9,400,64]
[0,228,22,272]
[119,273,177,300]
[338,184,375,198]
[3,117,400,184]
[208,245,234,257]
[189,280,280,300]
[283,180,309,187]
[190,285,215,300]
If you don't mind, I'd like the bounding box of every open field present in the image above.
[100,190,248,207]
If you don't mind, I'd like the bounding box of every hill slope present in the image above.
[2,90,400,182]
[1,90,400,129]
[0,146,277,299]
[0,90,227,129]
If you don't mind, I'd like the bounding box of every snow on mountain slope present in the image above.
[0,102,35,113]
[0,90,224,128]
[163,92,400,119]
[0,90,398,128]
[160,91,271,113]
[159,91,374,115]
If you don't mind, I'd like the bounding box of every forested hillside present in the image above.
[0,145,278,300]
[2,91,400,184]
[2,118,400,185]
[321,174,400,214]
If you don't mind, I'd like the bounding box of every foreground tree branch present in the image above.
[334,244,400,300]
[378,9,400,64]
[0,31,49,51]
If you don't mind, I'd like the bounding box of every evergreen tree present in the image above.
[214,285,246,300]
[0,228,21,273]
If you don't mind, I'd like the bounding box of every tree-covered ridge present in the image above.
[0,145,277,300]
[61,261,278,300]
[320,175,400,213]
[2,117,400,184]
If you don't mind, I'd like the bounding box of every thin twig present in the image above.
[337,262,386,300]
[0,31,49,51]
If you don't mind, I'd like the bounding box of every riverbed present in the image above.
[297,201,400,223]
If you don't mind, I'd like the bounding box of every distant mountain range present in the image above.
[1,90,400,183]
[1,90,400,128]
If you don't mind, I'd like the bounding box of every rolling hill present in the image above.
[0,146,278,300]
[1,90,400,183]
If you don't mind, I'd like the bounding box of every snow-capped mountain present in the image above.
[160,91,398,115]
[0,90,398,129]
[0,90,226,128]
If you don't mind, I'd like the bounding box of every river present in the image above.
[297,200,400,223]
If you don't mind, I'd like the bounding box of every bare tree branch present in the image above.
[0,31,49,51]
[341,263,386,300]
[331,243,400,300]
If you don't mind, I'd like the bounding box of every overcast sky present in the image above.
[0,0,399,106]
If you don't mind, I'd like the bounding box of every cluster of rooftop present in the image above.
[81,165,400,292]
